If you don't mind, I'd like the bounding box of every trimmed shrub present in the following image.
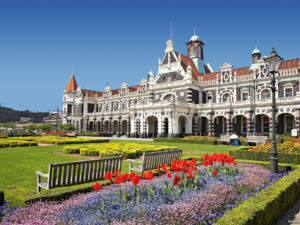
[62,146,80,154]
[229,150,300,164]
[154,137,218,145]
[215,167,300,225]
[64,143,178,159]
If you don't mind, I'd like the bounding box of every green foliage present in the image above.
[229,149,300,164]
[81,131,98,136]
[154,137,218,145]
[38,124,53,132]
[0,123,16,129]
[215,168,300,225]
[64,143,177,159]
[59,124,75,132]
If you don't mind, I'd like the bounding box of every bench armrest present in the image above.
[35,171,49,178]
[127,159,142,163]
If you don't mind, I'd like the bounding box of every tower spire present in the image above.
[65,72,78,92]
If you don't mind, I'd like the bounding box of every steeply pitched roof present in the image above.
[65,74,78,92]
[175,52,203,81]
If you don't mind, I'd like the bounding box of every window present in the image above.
[242,92,248,101]
[285,88,293,97]
[190,46,195,57]
[261,89,271,99]
[223,93,231,102]
[207,96,212,102]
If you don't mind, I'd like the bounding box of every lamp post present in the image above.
[264,48,282,173]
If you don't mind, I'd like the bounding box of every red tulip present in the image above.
[130,174,141,186]
[93,182,102,191]
[212,170,218,176]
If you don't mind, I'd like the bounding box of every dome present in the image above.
[190,34,200,41]
[252,48,260,54]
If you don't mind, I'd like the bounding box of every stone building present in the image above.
[62,34,300,137]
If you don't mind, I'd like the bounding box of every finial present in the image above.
[106,82,109,87]
[170,22,173,41]
[159,58,161,64]
[72,66,75,75]
[194,26,196,35]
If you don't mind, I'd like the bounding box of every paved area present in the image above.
[275,197,300,225]
[78,136,153,141]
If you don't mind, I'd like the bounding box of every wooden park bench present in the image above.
[217,134,231,145]
[128,149,182,174]
[36,156,122,192]
[245,135,268,145]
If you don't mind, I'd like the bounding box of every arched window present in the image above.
[223,93,231,102]
[261,89,271,99]
[190,46,196,57]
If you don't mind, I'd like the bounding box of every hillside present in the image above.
[0,106,48,123]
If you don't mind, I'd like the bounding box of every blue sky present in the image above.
[0,0,300,112]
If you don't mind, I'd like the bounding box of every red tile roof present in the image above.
[175,52,203,81]
[82,89,103,97]
[129,85,140,92]
[202,59,300,81]
[279,58,300,70]
[65,74,78,92]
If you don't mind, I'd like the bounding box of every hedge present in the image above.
[215,167,300,225]
[154,137,218,145]
[63,143,178,159]
[0,191,4,206]
[229,150,300,164]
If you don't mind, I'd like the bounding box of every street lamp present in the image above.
[264,48,283,173]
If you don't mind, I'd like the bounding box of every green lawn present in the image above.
[0,140,237,192]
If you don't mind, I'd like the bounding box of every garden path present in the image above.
[275,197,300,225]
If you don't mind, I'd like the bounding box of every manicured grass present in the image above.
[0,140,237,192]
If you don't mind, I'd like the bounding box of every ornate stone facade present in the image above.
[63,34,300,137]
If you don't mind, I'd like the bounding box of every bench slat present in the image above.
[52,165,57,188]
[37,156,123,192]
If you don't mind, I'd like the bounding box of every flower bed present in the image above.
[63,143,178,158]
[229,138,300,164]
[0,136,109,147]
[1,154,289,225]
[249,138,300,154]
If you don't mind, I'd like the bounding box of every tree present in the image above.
[59,124,75,132]
[39,124,53,132]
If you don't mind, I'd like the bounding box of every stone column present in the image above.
[86,119,89,131]
[101,118,104,135]
[296,108,300,134]
[226,112,232,135]
[157,115,162,138]
[208,112,214,136]
[93,118,96,132]
[118,117,121,136]
[109,117,112,135]
[127,116,131,137]
[246,110,252,136]
[192,114,198,135]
